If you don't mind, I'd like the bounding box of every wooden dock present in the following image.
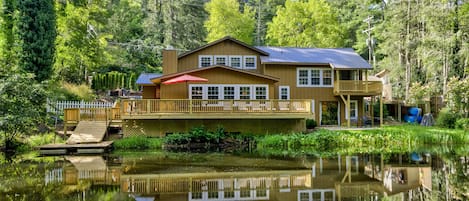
[38,141,113,155]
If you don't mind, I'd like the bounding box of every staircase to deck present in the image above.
[66,121,109,144]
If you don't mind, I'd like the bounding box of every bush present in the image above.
[436,108,460,129]
[455,118,469,130]
[306,119,317,129]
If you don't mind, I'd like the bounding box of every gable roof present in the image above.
[136,73,162,85]
[256,46,371,69]
[151,65,279,84]
[178,36,270,59]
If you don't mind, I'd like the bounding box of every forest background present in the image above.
[0,0,468,146]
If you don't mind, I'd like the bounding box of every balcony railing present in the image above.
[120,99,312,116]
[64,108,121,122]
[333,80,383,95]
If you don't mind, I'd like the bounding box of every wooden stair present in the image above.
[66,121,109,144]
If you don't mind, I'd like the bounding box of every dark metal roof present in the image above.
[256,46,371,69]
[136,73,162,85]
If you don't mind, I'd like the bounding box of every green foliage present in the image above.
[306,119,317,129]
[24,133,64,150]
[17,0,56,82]
[0,71,48,150]
[257,125,469,154]
[446,77,469,117]
[113,136,163,150]
[436,108,461,129]
[91,71,138,91]
[266,0,344,47]
[455,118,469,130]
[164,126,226,145]
[204,0,255,44]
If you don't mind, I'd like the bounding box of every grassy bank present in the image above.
[257,125,469,154]
[113,136,163,150]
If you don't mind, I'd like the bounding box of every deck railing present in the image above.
[120,99,312,115]
[333,80,382,95]
[64,108,121,122]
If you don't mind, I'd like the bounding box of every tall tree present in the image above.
[204,0,255,44]
[266,0,344,48]
[17,0,56,82]
[0,0,17,69]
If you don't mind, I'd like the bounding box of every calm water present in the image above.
[0,148,468,201]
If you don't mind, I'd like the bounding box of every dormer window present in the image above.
[214,56,228,66]
[199,55,212,67]
[244,56,256,69]
[229,56,242,69]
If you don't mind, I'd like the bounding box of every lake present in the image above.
[0,148,468,201]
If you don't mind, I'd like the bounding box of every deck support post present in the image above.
[398,100,402,122]
[380,95,383,126]
[365,70,368,93]
[347,94,350,128]
[371,97,374,127]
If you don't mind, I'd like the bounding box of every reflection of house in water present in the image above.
[44,154,434,201]
[45,156,121,187]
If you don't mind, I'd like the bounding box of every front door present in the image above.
[320,102,339,126]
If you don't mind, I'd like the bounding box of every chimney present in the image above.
[163,48,177,75]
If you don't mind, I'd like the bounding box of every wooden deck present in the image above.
[37,141,113,155]
[333,80,382,96]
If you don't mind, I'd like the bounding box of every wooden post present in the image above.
[347,94,351,128]
[336,70,341,94]
[189,99,193,114]
[147,99,151,114]
[371,97,374,127]
[380,95,383,126]
[398,100,402,122]
[365,70,368,93]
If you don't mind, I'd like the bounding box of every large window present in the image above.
[189,84,268,100]
[255,86,267,99]
[297,68,334,87]
[223,86,235,99]
[199,55,212,67]
[239,86,250,99]
[345,100,358,119]
[207,86,219,99]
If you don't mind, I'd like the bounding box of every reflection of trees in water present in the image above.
[432,154,469,201]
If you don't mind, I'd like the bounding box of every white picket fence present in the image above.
[47,99,115,116]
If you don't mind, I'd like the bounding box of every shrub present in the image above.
[455,118,469,130]
[436,108,460,129]
[306,119,317,129]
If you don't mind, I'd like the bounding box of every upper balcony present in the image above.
[120,99,313,119]
[333,80,383,96]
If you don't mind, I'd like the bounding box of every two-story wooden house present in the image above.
[124,36,383,136]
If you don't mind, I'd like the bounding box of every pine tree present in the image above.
[17,0,56,82]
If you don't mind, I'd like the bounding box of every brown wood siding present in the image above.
[161,67,276,99]
[178,40,263,74]
[264,64,336,122]
[142,86,157,99]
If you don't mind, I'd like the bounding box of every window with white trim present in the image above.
[214,55,227,66]
[224,86,235,99]
[345,100,358,119]
[297,68,334,87]
[207,86,219,99]
[191,86,203,99]
[229,56,242,69]
[279,86,290,100]
[255,86,267,99]
[199,55,212,67]
[244,56,256,69]
[189,84,268,100]
[239,86,250,99]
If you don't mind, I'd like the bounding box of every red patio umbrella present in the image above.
[162,74,208,85]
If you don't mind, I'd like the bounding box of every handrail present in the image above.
[334,80,382,95]
[64,108,121,122]
[120,99,312,115]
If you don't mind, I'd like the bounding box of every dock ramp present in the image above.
[66,121,109,144]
